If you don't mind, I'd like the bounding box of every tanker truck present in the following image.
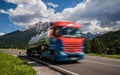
[26,21,85,62]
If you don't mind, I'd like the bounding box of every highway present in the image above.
[53,56,120,75]
[0,49,120,75]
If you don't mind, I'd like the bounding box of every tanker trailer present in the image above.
[26,21,86,62]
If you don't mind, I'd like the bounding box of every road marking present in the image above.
[27,57,79,75]
[83,60,120,68]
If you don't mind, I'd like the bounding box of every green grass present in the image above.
[105,55,120,59]
[87,53,120,59]
[0,52,36,75]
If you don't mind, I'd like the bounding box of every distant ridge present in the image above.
[0,29,37,49]
[86,30,120,54]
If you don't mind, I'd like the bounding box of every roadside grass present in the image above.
[87,53,120,59]
[0,52,36,75]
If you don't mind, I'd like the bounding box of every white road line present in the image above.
[27,57,79,75]
[83,60,120,68]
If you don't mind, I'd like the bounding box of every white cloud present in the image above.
[0,9,9,14]
[82,19,113,34]
[3,0,54,26]
[47,2,58,8]
[116,21,120,25]
[56,0,120,34]
[0,32,5,36]
[1,0,120,34]
[60,0,120,22]
[5,0,34,4]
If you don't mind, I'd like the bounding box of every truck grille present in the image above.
[63,42,82,52]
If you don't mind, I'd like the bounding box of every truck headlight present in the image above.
[60,51,66,55]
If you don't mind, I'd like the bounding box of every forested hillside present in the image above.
[0,29,37,49]
[86,30,120,54]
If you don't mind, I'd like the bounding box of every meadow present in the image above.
[0,52,36,75]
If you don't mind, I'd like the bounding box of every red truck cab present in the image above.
[47,21,85,61]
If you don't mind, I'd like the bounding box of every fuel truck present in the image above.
[26,21,85,62]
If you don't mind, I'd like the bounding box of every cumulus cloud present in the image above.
[58,0,120,34]
[0,9,9,14]
[0,32,5,36]
[3,0,55,26]
[1,0,120,34]
[79,19,113,34]
[47,2,58,8]
[60,0,120,22]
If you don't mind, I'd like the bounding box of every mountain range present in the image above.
[0,29,37,49]
[86,30,120,54]
[84,32,100,40]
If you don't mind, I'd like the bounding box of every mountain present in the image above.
[21,21,50,32]
[86,30,120,54]
[0,33,4,36]
[0,29,37,49]
[84,32,100,40]
[0,21,50,49]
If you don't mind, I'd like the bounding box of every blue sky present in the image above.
[43,0,83,12]
[0,0,120,35]
[0,0,17,33]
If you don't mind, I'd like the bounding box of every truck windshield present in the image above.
[61,27,83,38]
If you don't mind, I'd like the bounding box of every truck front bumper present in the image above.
[55,52,85,62]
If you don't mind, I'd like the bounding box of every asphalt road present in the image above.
[54,56,120,75]
[0,49,120,75]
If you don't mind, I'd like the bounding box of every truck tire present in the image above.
[29,52,33,57]
[50,50,55,62]
[51,54,55,62]
[27,53,32,57]
[28,50,34,57]
[27,53,31,57]
[39,53,43,59]
[27,49,32,57]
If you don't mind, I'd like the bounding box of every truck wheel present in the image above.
[73,60,78,63]
[29,53,33,57]
[50,51,55,62]
[51,54,55,62]
[27,52,32,57]
[27,53,30,57]
[39,53,43,59]
[28,53,31,57]
[27,49,30,57]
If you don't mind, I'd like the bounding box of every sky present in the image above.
[0,0,120,35]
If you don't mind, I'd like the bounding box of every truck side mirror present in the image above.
[54,29,61,37]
